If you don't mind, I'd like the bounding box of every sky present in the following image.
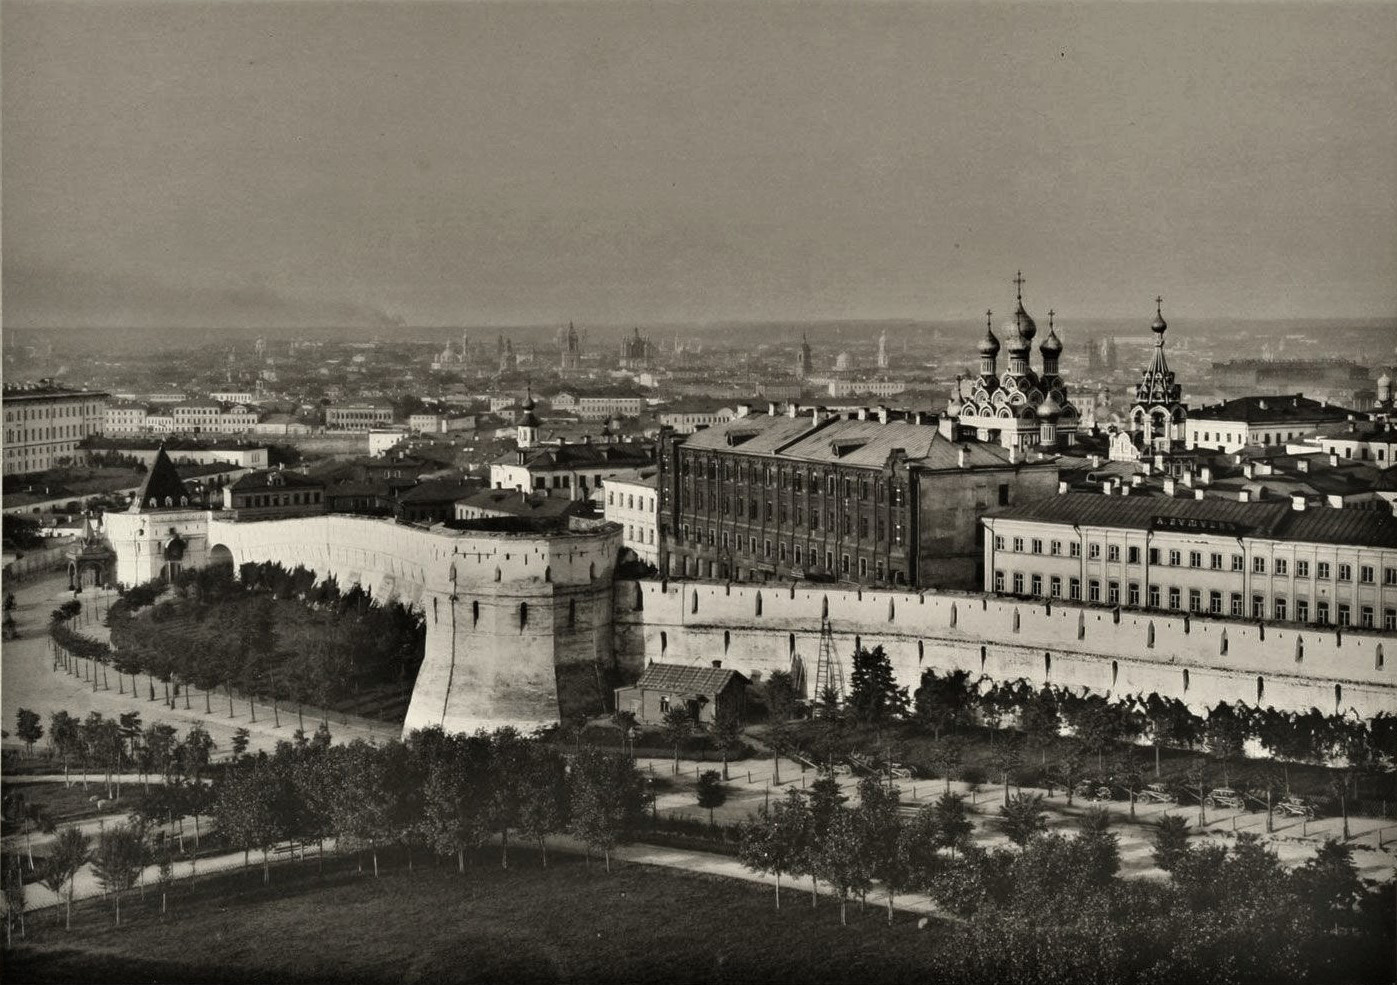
[3,0,1396,330]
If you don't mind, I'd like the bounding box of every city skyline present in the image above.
[4,0,1396,331]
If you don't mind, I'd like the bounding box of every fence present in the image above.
[3,541,77,580]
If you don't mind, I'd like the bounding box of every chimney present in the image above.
[1329,454,1339,467]
[1131,473,1143,487]
[1102,480,1113,495]
[1291,494,1306,511]
[1058,480,1069,494]
[767,402,777,416]
[711,659,722,669]
[1296,458,1310,473]
[1163,477,1177,497]
[857,407,869,421]
[958,446,968,468]
[1090,454,1101,468]
[878,407,890,424]
[736,403,751,418]
[1180,470,1193,488]
[1199,466,1212,484]
[1009,446,1019,464]
[913,411,925,425]
[1258,399,1268,411]
[1243,462,1255,479]
[787,403,798,418]
[1238,490,1251,502]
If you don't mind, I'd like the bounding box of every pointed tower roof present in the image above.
[128,446,190,513]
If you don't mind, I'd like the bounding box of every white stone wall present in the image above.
[614,579,1395,721]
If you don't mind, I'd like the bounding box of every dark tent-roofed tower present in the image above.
[129,445,193,512]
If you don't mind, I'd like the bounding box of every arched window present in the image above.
[589,563,596,580]
[821,595,829,619]
[543,566,551,583]
[494,567,502,583]
[980,645,987,672]
[1182,668,1190,692]
[789,633,796,654]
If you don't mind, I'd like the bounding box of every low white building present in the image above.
[604,472,659,565]
[658,408,735,434]
[369,428,410,457]
[1186,395,1359,452]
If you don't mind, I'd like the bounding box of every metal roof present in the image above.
[987,491,1397,547]
[632,662,748,695]
[1189,395,1358,425]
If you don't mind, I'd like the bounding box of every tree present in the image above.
[41,828,90,929]
[2,854,25,945]
[91,822,148,927]
[49,710,80,786]
[914,669,975,739]
[764,670,798,723]
[695,770,727,826]
[932,792,974,858]
[926,736,965,794]
[515,744,568,867]
[847,645,908,728]
[812,808,872,925]
[15,708,43,757]
[1294,840,1362,930]
[710,707,743,781]
[1067,695,1131,771]
[231,727,251,761]
[487,728,526,869]
[1203,702,1250,786]
[567,747,647,872]
[997,793,1047,846]
[1109,749,1148,821]
[737,790,807,910]
[154,839,176,916]
[660,705,693,775]
[855,775,906,924]
[988,734,1024,806]
[1017,687,1060,764]
[1151,814,1190,872]
[1051,747,1088,806]
[1135,692,1201,776]
[420,733,493,874]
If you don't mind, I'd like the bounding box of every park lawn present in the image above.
[5,848,950,985]
[1,780,138,828]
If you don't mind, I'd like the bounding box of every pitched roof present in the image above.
[229,469,324,493]
[1189,395,1358,425]
[986,491,1397,548]
[633,662,748,695]
[128,446,193,512]
[455,488,588,519]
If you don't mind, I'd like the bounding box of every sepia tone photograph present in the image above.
[1,1,1394,982]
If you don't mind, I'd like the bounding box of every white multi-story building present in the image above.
[326,400,394,431]
[2,380,109,477]
[172,401,223,432]
[826,379,908,399]
[983,490,1397,633]
[216,406,259,433]
[1293,420,1397,469]
[604,473,659,565]
[209,390,256,404]
[1186,395,1358,452]
[577,396,645,420]
[659,408,735,434]
[104,403,150,434]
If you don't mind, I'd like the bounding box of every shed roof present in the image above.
[633,662,749,695]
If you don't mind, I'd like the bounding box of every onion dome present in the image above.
[1151,295,1168,335]
[978,310,1001,357]
[1037,392,1063,420]
[1040,316,1063,358]
[1004,317,1031,354]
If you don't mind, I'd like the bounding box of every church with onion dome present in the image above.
[947,273,1079,451]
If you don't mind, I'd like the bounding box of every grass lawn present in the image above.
[5,848,951,984]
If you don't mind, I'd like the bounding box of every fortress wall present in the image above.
[105,509,213,587]
[615,580,1395,720]
[202,514,623,735]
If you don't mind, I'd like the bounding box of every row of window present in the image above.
[607,490,656,511]
[237,491,322,508]
[681,515,904,546]
[995,535,1395,584]
[992,569,1397,631]
[3,403,102,422]
[679,457,907,504]
[626,525,656,546]
[4,423,96,444]
[671,549,906,584]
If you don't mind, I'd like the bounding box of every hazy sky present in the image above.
[4,1,1395,329]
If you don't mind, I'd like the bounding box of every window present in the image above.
[794,546,803,565]
[1127,546,1140,564]
[1189,589,1202,613]
[1231,554,1244,572]
[1360,565,1375,584]
[1148,585,1161,608]
[1089,543,1101,560]
[1013,572,1024,594]
[1297,560,1310,578]
[858,556,868,577]
[1089,579,1101,603]
[659,695,671,713]
[841,554,850,575]
[1188,551,1201,568]
[1070,542,1082,558]
[1385,609,1396,632]
[1051,540,1062,557]
[1252,556,1266,574]
[1013,537,1025,552]
[1209,591,1223,614]
[1250,595,1264,619]
[1296,599,1309,623]
[1107,545,1120,562]
[1168,587,1181,609]
[1031,539,1043,555]
[998,483,1010,506]
[1149,548,1160,565]
[1069,577,1082,601]
[1274,598,1288,621]
[1275,559,1288,576]
[1317,562,1331,580]
[1031,574,1043,596]
[1107,581,1120,605]
[1168,550,1180,567]
[1385,567,1397,586]
[994,570,1005,593]
[1050,576,1062,598]
[995,535,1005,550]
[1210,553,1223,570]
[1338,563,1352,582]
[1360,605,1374,629]
[1337,604,1351,627]
[1317,600,1330,624]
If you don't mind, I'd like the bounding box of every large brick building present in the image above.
[2,380,109,477]
[657,403,1059,589]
